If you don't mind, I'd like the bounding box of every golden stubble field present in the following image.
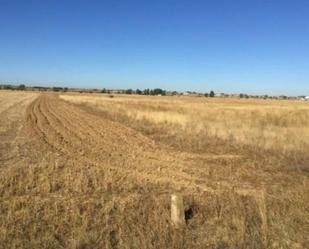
[0,90,308,249]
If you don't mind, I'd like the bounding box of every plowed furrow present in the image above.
[24,94,252,196]
[45,99,88,142]
[40,99,83,151]
[28,97,65,153]
[58,102,100,139]
[25,96,188,188]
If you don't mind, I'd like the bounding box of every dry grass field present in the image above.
[0,90,308,249]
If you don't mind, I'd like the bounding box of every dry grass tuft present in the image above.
[61,94,309,168]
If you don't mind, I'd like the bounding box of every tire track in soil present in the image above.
[24,94,223,194]
[0,94,38,164]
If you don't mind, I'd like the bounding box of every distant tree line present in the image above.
[204,91,215,97]
[111,88,167,96]
[0,84,300,101]
[239,93,249,99]
[0,84,26,90]
[52,87,68,92]
[0,84,69,92]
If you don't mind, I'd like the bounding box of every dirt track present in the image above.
[0,92,38,165]
[1,93,244,201]
[0,93,273,201]
[21,94,243,194]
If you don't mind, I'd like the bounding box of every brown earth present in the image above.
[0,93,308,249]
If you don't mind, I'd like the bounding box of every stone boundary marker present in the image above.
[171,194,185,227]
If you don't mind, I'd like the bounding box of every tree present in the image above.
[209,91,215,97]
[152,88,166,96]
[136,89,142,95]
[3,85,13,90]
[125,89,133,94]
[18,84,26,90]
[52,87,63,92]
[101,88,106,93]
[204,93,209,97]
[143,89,150,95]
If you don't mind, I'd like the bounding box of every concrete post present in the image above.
[171,194,185,227]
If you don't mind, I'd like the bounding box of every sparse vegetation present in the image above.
[0,91,308,249]
[17,84,26,90]
[61,93,309,166]
[59,93,309,248]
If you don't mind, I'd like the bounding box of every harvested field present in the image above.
[0,91,308,249]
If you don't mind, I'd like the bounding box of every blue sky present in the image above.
[0,0,309,95]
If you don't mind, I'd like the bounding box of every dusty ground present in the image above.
[0,91,308,249]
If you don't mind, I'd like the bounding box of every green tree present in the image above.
[125,89,133,94]
[209,91,215,97]
[18,84,26,90]
[152,88,166,95]
[143,88,150,95]
[52,87,63,92]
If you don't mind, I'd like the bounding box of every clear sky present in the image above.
[0,0,309,95]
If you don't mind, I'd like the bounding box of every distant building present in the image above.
[182,91,200,97]
[298,96,309,101]
[215,93,224,97]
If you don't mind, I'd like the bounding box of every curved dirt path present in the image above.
[1,93,247,200]
[0,92,38,165]
[24,94,228,194]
